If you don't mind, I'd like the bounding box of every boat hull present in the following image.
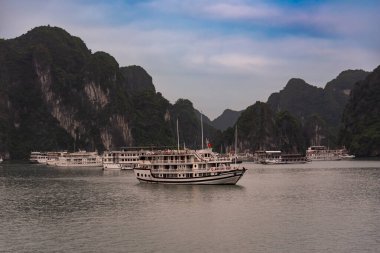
[134,168,246,185]
[120,164,135,170]
[308,157,342,161]
[103,163,121,170]
[55,163,103,167]
[261,160,309,165]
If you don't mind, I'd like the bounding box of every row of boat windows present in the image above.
[137,173,214,178]
[137,173,151,178]
[103,158,138,162]
[105,153,140,157]
[149,164,226,170]
[151,165,193,170]
[143,156,193,161]
[65,158,99,162]
[155,173,213,178]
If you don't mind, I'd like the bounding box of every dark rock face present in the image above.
[0,26,215,159]
[212,109,242,131]
[340,66,380,156]
[267,70,369,147]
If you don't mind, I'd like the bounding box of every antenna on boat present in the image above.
[177,118,180,151]
[235,124,238,163]
[201,111,204,149]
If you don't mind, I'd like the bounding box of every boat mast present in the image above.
[201,112,204,149]
[177,118,180,151]
[235,124,238,163]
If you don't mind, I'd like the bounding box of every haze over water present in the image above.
[1,161,380,252]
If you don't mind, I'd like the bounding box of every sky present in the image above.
[1,0,379,119]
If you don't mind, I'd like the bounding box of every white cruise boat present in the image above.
[102,152,121,170]
[306,146,343,161]
[55,151,102,167]
[133,148,246,185]
[258,151,310,164]
[102,149,146,170]
[46,151,68,166]
[29,152,48,164]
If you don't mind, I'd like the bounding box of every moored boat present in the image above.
[306,146,345,161]
[256,151,309,164]
[339,154,355,160]
[55,151,102,167]
[102,148,146,170]
[29,151,48,164]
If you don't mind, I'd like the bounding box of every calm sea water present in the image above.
[1,161,380,253]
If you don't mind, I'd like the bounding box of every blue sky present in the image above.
[1,0,379,119]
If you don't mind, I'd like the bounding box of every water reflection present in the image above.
[1,161,380,253]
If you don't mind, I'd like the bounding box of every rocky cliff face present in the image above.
[212,102,305,154]
[0,26,138,158]
[267,71,369,147]
[341,65,380,156]
[212,109,242,131]
[0,26,216,159]
[34,58,82,138]
[84,81,109,109]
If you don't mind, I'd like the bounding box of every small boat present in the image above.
[339,154,355,160]
[134,148,246,185]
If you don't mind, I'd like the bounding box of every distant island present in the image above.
[0,26,379,159]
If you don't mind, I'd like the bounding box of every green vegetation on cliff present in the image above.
[340,66,380,156]
[267,71,369,147]
[0,25,377,158]
[0,26,215,159]
[211,109,242,131]
[213,102,305,153]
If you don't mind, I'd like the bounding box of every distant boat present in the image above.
[55,151,102,167]
[103,149,146,170]
[339,154,355,160]
[29,151,68,165]
[306,146,349,161]
[29,151,48,164]
[46,151,68,166]
[257,151,310,165]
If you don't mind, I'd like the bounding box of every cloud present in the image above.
[202,2,279,20]
[1,0,379,118]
